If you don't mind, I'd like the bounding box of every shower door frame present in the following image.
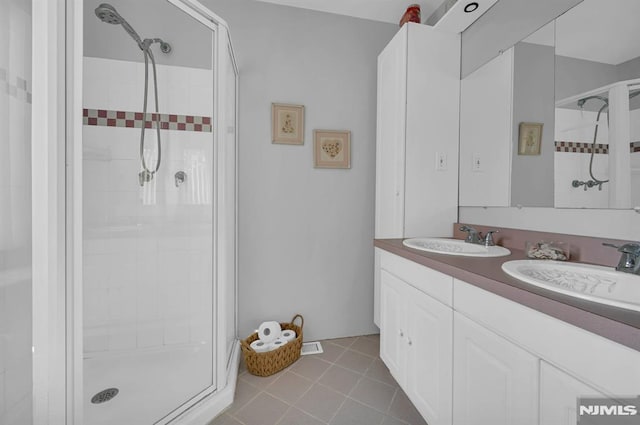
[31,1,77,424]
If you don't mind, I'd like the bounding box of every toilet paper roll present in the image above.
[258,321,282,343]
[250,339,272,353]
[269,337,288,351]
[280,330,296,342]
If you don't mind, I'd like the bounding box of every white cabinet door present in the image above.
[453,312,538,425]
[405,284,453,425]
[540,361,606,425]
[379,270,407,383]
[375,26,407,239]
[380,268,453,425]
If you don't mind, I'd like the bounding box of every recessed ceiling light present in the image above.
[464,2,479,13]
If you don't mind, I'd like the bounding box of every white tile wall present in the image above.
[554,107,640,209]
[83,57,214,354]
[554,151,610,208]
[554,108,611,208]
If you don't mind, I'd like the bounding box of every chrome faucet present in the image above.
[460,226,499,247]
[460,225,482,244]
[603,242,640,275]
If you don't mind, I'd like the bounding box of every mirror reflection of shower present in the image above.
[573,88,640,191]
[94,3,172,186]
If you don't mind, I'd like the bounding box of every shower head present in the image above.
[95,3,123,25]
[95,3,144,49]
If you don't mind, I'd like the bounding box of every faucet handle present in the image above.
[483,230,499,247]
[603,242,640,254]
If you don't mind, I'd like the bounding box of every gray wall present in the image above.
[201,0,397,340]
[511,42,555,207]
[555,55,618,102]
[461,0,581,78]
[555,54,640,111]
[618,55,640,81]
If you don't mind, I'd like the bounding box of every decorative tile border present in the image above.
[83,108,212,132]
[1,67,32,104]
[555,141,608,154]
[556,141,640,153]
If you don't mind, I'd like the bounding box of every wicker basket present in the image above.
[241,314,304,377]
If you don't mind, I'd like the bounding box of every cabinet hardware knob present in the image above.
[408,338,412,346]
[399,330,404,337]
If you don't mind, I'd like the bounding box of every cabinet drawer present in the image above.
[380,251,453,306]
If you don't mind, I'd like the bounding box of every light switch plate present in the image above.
[436,152,447,171]
[472,153,482,172]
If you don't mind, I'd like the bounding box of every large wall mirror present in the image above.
[459,0,640,210]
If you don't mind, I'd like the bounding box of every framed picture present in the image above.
[272,103,304,144]
[518,122,543,155]
[313,130,351,169]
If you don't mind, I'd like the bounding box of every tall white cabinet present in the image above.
[375,23,460,239]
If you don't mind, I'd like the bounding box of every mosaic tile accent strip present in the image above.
[83,108,212,132]
[631,141,640,153]
[555,141,608,154]
[1,67,32,104]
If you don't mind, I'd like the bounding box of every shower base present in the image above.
[84,342,213,425]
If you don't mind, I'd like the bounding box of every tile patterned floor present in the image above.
[209,334,428,425]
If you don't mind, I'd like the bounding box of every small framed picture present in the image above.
[272,103,304,144]
[518,122,543,155]
[314,130,351,169]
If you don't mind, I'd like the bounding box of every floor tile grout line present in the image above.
[325,378,354,425]
[281,363,338,424]
[339,373,388,425]
[343,381,398,417]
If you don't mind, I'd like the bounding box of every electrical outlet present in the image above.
[436,152,447,171]
[472,153,482,172]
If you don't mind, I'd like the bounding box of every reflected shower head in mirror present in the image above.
[577,95,608,109]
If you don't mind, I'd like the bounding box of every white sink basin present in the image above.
[403,238,511,257]
[502,260,640,312]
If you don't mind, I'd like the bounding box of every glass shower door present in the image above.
[0,1,32,424]
[82,1,216,423]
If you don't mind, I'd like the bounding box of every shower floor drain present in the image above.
[91,388,119,404]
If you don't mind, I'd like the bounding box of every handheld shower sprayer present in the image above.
[95,3,173,187]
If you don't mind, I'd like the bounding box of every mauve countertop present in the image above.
[374,238,640,352]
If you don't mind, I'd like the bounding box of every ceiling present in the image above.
[252,0,447,25]
[254,0,640,66]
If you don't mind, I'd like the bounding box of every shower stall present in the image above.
[78,0,238,423]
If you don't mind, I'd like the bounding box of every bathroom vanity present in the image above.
[374,234,640,425]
